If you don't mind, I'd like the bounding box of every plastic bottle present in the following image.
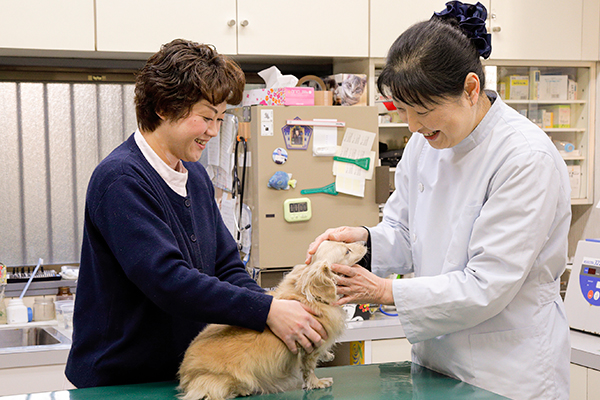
[7,298,28,324]
[554,140,575,153]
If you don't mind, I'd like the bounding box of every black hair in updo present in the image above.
[377,17,486,108]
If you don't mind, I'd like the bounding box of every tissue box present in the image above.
[323,74,368,106]
[241,87,314,106]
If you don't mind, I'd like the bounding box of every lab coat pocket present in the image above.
[469,326,543,399]
[445,204,482,267]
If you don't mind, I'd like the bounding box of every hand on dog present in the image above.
[332,263,394,306]
[305,226,369,264]
[267,298,328,354]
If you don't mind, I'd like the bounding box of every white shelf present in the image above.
[492,61,595,205]
[544,128,586,133]
[562,155,586,161]
[379,123,409,128]
[504,100,586,105]
[571,198,591,205]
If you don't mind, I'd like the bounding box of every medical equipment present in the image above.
[564,239,600,335]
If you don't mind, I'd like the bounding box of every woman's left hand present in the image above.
[332,263,394,306]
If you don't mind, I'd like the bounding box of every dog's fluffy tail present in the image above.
[178,374,241,400]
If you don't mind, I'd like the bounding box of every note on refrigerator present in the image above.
[332,128,377,197]
[312,119,338,156]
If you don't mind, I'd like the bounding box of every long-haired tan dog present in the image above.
[178,240,367,400]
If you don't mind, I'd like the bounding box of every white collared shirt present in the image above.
[134,129,188,197]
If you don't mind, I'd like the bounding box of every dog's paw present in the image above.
[321,350,335,362]
[303,377,333,390]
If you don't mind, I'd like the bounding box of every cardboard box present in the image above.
[542,110,554,129]
[529,69,540,100]
[503,75,529,100]
[323,74,368,106]
[241,87,314,106]
[498,81,506,99]
[568,164,581,198]
[553,105,571,128]
[539,75,569,101]
[568,79,577,100]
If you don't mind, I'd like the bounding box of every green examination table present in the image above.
[1,362,508,399]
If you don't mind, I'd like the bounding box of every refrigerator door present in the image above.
[242,106,380,270]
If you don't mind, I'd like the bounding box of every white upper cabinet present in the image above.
[488,0,583,60]
[236,0,368,57]
[369,0,473,58]
[371,0,599,61]
[95,0,238,55]
[95,0,368,57]
[0,0,95,51]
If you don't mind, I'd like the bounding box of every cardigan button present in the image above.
[190,234,197,242]
[184,199,191,207]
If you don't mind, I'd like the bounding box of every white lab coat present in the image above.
[369,93,571,399]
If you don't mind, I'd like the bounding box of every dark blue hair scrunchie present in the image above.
[432,1,492,59]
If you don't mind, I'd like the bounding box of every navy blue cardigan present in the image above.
[65,134,272,388]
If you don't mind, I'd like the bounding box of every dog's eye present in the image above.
[346,249,351,255]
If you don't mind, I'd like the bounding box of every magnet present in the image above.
[282,117,312,150]
[267,171,297,190]
[272,147,288,165]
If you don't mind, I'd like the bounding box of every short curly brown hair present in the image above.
[135,39,245,132]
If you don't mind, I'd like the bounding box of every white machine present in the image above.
[564,239,600,336]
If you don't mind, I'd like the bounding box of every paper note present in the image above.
[220,196,237,239]
[335,175,366,198]
[312,119,338,156]
[202,114,237,191]
[331,128,376,197]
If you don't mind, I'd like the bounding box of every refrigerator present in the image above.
[232,106,380,284]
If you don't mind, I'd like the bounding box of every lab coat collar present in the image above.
[451,90,502,155]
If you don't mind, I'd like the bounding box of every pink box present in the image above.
[242,87,314,106]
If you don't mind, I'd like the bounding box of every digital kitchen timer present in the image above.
[283,197,312,222]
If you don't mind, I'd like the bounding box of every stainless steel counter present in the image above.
[0,321,71,369]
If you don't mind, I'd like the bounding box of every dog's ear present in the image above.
[299,260,336,304]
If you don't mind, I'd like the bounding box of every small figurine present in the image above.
[267,171,297,190]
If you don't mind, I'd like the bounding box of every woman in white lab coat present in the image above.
[307,2,571,399]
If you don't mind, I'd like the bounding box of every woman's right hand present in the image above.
[266,298,327,355]
[305,226,369,264]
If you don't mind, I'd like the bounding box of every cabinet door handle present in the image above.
[492,26,501,33]
[227,19,236,27]
[240,20,249,27]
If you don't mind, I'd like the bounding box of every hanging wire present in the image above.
[232,135,250,248]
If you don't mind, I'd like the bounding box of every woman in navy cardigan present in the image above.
[65,39,326,388]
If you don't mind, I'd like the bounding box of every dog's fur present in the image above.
[178,240,367,400]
